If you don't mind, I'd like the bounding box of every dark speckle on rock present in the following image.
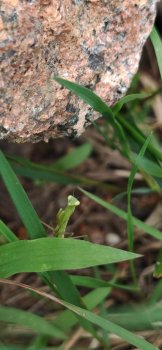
[88,54,105,71]
[66,103,77,113]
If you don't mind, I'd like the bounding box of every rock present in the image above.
[0,0,158,142]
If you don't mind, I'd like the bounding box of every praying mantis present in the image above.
[42,195,80,238]
[55,195,80,238]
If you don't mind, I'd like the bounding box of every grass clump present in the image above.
[0,27,162,350]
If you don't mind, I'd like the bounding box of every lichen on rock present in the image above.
[0,0,158,142]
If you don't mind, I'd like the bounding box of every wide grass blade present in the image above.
[80,188,162,241]
[51,142,92,170]
[0,150,106,338]
[0,237,140,278]
[0,306,66,339]
[133,157,162,179]
[0,150,46,239]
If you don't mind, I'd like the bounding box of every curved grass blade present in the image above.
[80,188,162,241]
[0,237,140,278]
[127,134,152,283]
[65,303,158,350]
[151,27,162,79]
[134,157,162,179]
[70,275,139,292]
[0,151,107,339]
[0,279,158,350]
[32,287,111,348]
[51,142,92,170]
[0,306,66,339]
[54,77,111,115]
[106,302,162,331]
[113,92,151,115]
[0,220,18,243]
[7,154,115,190]
[54,77,130,156]
[0,150,46,239]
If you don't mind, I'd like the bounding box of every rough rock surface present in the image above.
[0,0,158,142]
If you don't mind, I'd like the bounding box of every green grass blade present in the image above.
[80,188,162,241]
[151,27,162,79]
[0,237,140,278]
[52,142,92,170]
[8,155,111,188]
[2,278,158,349]
[133,157,162,179]
[54,77,112,115]
[0,150,46,239]
[0,347,25,350]
[11,162,89,185]
[0,220,18,242]
[34,287,110,347]
[148,279,162,304]
[113,93,151,115]
[70,275,139,292]
[0,306,66,339]
[116,114,162,162]
[0,151,103,339]
[107,302,162,331]
[127,134,152,282]
[54,77,130,156]
[65,305,158,350]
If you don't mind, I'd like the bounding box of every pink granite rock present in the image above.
[0,0,158,142]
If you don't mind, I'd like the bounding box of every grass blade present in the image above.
[52,142,92,170]
[0,306,66,339]
[65,304,158,350]
[113,93,151,115]
[107,302,162,331]
[133,157,162,179]
[0,220,18,242]
[0,150,46,239]
[70,275,139,292]
[33,287,111,347]
[127,134,152,282]
[0,237,140,278]
[7,154,112,189]
[0,150,106,338]
[54,77,130,156]
[54,77,112,115]
[0,280,157,350]
[151,27,162,79]
[80,188,162,241]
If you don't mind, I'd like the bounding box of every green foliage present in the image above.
[0,306,66,339]
[0,26,162,350]
[0,237,139,278]
[151,27,162,79]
